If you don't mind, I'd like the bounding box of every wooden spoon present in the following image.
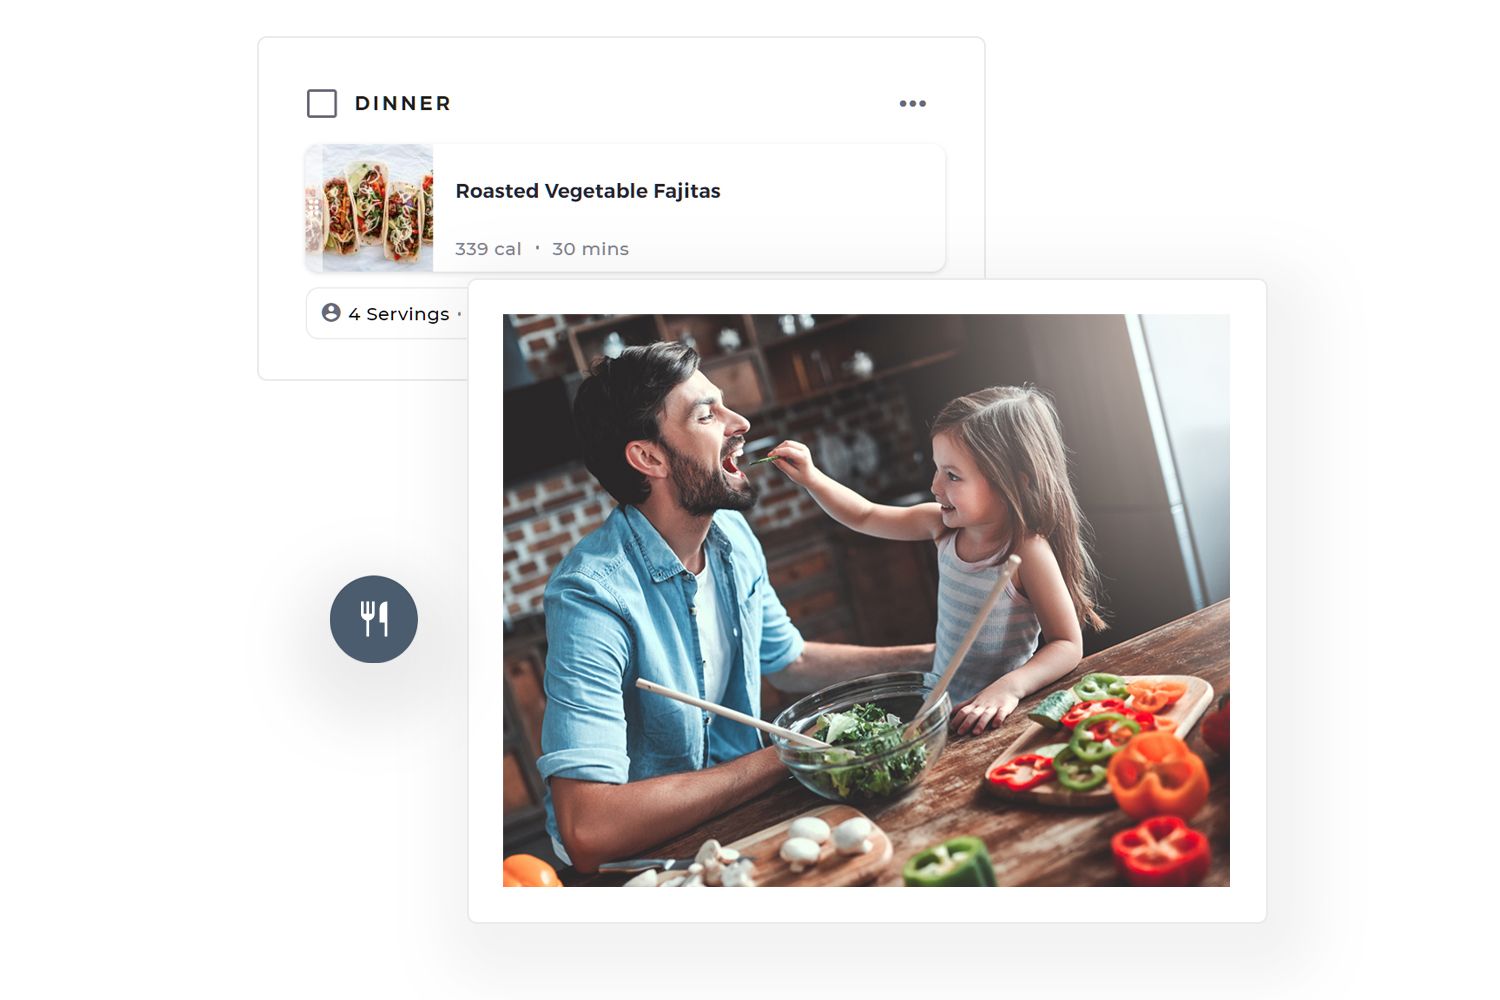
[635,678,831,749]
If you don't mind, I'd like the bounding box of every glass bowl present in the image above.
[770,671,951,803]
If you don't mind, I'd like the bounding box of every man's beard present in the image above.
[664,439,758,516]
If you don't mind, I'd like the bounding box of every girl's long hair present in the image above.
[932,385,1107,631]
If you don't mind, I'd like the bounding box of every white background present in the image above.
[2,1,1491,996]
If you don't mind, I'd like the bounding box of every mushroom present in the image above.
[779,836,822,873]
[622,869,660,887]
[720,858,758,887]
[832,816,874,855]
[787,816,831,845]
[680,872,705,887]
[718,847,741,863]
[694,839,725,885]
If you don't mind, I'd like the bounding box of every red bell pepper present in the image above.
[1202,694,1229,755]
[1111,815,1211,886]
[1129,709,1177,735]
[987,753,1055,791]
[1061,698,1127,729]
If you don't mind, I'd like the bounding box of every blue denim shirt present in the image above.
[537,505,804,857]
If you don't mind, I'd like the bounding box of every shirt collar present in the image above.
[621,504,735,583]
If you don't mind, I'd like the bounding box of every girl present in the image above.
[766,385,1106,735]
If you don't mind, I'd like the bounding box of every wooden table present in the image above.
[581,600,1230,886]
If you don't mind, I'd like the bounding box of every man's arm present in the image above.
[767,639,936,694]
[551,748,787,873]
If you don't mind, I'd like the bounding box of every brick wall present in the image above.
[511,313,595,380]
[503,467,616,620]
[503,372,922,622]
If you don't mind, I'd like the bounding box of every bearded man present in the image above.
[536,342,932,872]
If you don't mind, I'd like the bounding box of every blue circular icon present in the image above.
[330,576,417,662]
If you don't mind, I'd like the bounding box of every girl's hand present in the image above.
[950,682,1022,736]
[765,440,820,487]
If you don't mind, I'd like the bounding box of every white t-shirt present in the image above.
[694,559,732,705]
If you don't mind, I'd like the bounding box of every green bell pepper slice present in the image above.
[1072,672,1128,700]
[902,836,997,887]
[1067,712,1141,762]
[1052,745,1109,790]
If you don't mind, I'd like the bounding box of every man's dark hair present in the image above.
[572,341,701,505]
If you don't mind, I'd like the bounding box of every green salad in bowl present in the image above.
[772,672,951,802]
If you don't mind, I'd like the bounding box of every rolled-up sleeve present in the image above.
[536,577,632,785]
[755,574,805,676]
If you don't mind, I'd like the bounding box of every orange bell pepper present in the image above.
[1106,731,1210,821]
[503,854,563,887]
[1126,679,1187,714]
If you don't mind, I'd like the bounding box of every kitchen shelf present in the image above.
[768,350,959,408]
[567,314,664,372]
[756,315,860,350]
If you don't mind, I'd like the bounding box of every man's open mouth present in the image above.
[722,448,744,477]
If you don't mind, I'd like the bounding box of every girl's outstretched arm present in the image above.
[950,534,1086,735]
[764,439,945,542]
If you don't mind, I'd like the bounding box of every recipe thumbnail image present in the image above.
[304,144,432,272]
[499,312,1232,888]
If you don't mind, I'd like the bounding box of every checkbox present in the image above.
[307,89,337,118]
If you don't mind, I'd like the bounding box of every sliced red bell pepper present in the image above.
[1060,698,1127,729]
[1111,815,1211,886]
[1129,709,1177,735]
[1126,679,1188,714]
[987,753,1055,791]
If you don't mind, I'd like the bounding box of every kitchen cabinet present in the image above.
[840,533,939,648]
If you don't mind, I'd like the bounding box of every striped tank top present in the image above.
[933,531,1043,703]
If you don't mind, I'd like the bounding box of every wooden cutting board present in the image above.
[722,803,893,886]
[984,674,1214,809]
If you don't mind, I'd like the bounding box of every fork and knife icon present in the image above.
[359,600,389,638]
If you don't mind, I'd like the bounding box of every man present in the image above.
[538,342,933,872]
